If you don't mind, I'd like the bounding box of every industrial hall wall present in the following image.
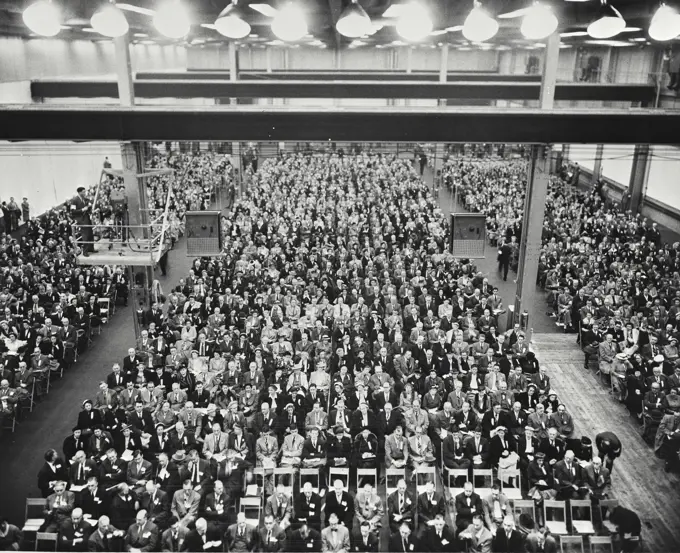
[0,141,121,217]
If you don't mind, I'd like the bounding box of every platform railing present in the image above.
[72,221,165,264]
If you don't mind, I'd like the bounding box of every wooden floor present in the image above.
[532,333,680,553]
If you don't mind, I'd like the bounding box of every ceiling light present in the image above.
[396,3,433,41]
[271,2,307,41]
[91,2,129,37]
[521,3,558,40]
[629,37,647,41]
[249,3,277,17]
[117,3,155,16]
[201,23,216,29]
[430,29,447,36]
[383,4,407,18]
[445,25,463,32]
[336,0,372,38]
[154,0,190,38]
[560,30,588,37]
[620,26,641,32]
[587,0,625,39]
[463,1,498,42]
[584,39,633,46]
[215,0,251,39]
[498,7,531,19]
[23,0,61,37]
[649,4,680,41]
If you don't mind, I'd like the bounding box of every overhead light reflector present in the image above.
[649,4,680,41]
[463,2,498,42]
[521,3,558,40]
[23,0,61,37]
[396,3,433,41]
[154,0,190,38]
[587,0,625,39]
[336,0,372,38]
[271,2,307,41]
[91,2,129,37]
[215,0,251,38]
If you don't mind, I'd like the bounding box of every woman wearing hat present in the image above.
[612,353,632,402]
[76,399,102,436]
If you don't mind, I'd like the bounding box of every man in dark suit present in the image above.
[491,514,524,553]
[325,479,354,529]
[416,480,446,538]
[442,427,471,470]
[160,517,188,552]
[87,515,124,552]
[58,508,92,551]
[554,450,587,500]
[421,513,456,552]
[386,478,415,533]
[388,522,418,553]
[454,482,483,532]
[289,522,322,552]
[294,482,322,529]
[182,517,223,552]
[353,521,379,552]
[72,187,94,255]
[124,509,159,552]
[139,481,171,531]
[78,477,109,521]
[540,427,566,468]
[465,427,490,470]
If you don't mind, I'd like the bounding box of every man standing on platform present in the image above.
[72,187,94,256]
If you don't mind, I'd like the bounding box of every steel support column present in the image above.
[114,36,135,107]
[591,144,604,183]
[439,44,448,106]
[514,145,550,340]
[433,143,445,190]
[540,32,560,109]
[628,144,650,213]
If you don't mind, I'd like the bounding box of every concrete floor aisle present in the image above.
[0,237,194,525]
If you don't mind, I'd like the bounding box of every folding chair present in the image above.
[560,535,584,553]
[98,298,111,326]
[512,499,536,524]
[544,500,569,536]
[328,467,350,492]
[35,532,58,551]
[273,468,294,495]
[239,496,262,527]
[33,368,50,399]
[18,379,37,414]
[23,498,46,536]
[598,499,618,527]
[447,469,469,498]
[570,499,595,534]
[385,467,406,496]
[472,468,494,497]
[498,468,523,500]
[299,468,320,494]
[2,408,17,433]
[250,468,266,498]
[589,536,614,553]
[356,468,377,490]
[415,466,436,494]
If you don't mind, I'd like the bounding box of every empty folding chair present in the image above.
[570,499,595,535]
[356,468,377,490]
[35,532,58,552]
[560,535,584,553]
[385,467,405,497]
[589,536,614,553]
[447,469,469,498]
[544,500,569,536]
[498,468,523,500]
[472,468,494,497]
[239,497,262,528]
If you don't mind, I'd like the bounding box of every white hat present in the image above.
[654,354,665,363]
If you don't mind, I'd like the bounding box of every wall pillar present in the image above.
[628,144,650,213]
[539,32,560,109]
[438,43,448,107]
[591,144,604,183]
[513,145,550,340]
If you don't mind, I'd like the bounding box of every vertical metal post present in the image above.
[114,36,135,106]
[406,47,413,74]
[514,145,550,341]
[539,32,560,109]
[439,43,449,107]
[229,41,238,106]
[592,144,604,184]
[265,47,273,73]
[628,144,650,214]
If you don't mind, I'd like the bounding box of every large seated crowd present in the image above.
[0,151,649,553]
[444,156,680,471]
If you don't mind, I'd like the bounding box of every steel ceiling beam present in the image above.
[30,79,656,102]
[0,106,677,143]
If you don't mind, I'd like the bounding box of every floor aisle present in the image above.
[0,238,193,525]
[533,333,680,553]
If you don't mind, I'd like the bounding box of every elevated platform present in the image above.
[76,241,160,266]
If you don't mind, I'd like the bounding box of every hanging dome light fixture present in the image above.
[587,0,625,39]
[23,0,61,37]
[648,3,680,41]
[271,1,307,41]
[395,2,433,41]
[91,1,129,38]
[215,0,251,39]
[463,0,498,42]
[336,0,372,39]
[154,0,191,39]
[521,2,558,40]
